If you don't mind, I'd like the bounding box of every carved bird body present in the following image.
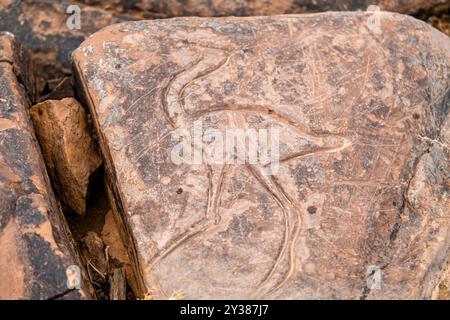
[152,41,351,298]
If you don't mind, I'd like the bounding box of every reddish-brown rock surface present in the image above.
[101,210,139,295]
[435,262,450,299]
[73,13,449,299]
[79,0,448,17]
[30,98,102,215]
[0,32,92,299]
[1,1,448,96]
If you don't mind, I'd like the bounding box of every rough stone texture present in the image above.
[0,28,36,102]
[0,33,92,299]
[1,0,448,95]
[434,261,450,299]
[30,98,102,215]
[102,210,138,295]
[79,0,449,17]
[73,13,449,299]
[109,263,127,300]
[0,0,131,93]
[81,232,108,276]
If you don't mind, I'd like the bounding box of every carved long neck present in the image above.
[162,47,229,128]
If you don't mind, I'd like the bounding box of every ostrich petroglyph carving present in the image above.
[150,41,352,297]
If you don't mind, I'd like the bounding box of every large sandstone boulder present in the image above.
[0,32,92,299]
[73,13,449,299]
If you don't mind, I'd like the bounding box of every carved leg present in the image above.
[149,165,227,273]
[246,165,302,298]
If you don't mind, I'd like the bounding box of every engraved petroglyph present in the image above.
[73,14,450,299]
[149,41,352,296]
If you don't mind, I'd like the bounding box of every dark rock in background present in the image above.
[78,0,449,17]
[0,0,131,95]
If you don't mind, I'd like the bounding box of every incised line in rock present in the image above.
[153,42,351,295]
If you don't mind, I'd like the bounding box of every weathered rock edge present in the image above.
[0,32,93,299]
[30,98,102,215]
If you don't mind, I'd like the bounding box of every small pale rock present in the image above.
[0,33,92,299]
[73,13,449,299]
[30,98,102,215]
